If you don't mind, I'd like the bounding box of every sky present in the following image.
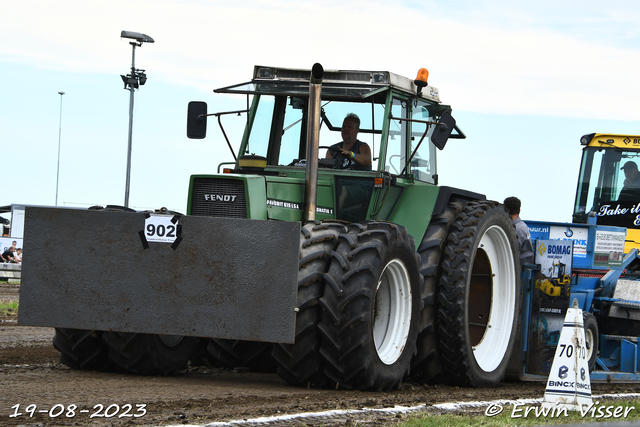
[2,0,640,229]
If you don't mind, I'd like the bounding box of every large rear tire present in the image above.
[272,221,346,387]
[438,201,521,387]
[102,332,198,375]
[319,222,422,391]
[53,328,110,371]
[409,197,467,384]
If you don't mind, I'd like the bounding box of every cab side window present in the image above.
[410,101,437,183]
[385,98,408,175]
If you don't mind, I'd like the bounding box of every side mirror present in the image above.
[187,101,208,139]
[431,111,456,150]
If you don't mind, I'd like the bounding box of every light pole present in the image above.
[120,30,154,208]
[55,91,65,206]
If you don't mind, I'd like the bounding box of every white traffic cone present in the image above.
[541,299,592,412]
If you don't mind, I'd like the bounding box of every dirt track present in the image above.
[1,283,635,427]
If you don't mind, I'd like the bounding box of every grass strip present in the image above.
[399,398,640,426]
[0,300,18,318]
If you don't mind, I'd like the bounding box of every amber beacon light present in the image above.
[414,68,429,96]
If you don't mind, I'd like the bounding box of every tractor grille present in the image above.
[191,178,247,218]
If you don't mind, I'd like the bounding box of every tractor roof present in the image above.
[215,65,441,103]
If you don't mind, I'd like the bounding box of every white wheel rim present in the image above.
[471,225,516,372]
[373,259,412,365]
[585,325,594,362]
[159,335,183,347]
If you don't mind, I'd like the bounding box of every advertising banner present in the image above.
[593,230,625,267]
[528,239,574,376]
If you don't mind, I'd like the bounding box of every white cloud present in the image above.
[3,1,639,121]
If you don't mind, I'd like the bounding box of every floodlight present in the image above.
[121,30,154,44]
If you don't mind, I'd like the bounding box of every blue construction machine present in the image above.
[513,133,640,382]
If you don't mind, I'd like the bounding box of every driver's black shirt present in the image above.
[328,140,371,171]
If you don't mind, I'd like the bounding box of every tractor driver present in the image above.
[325,113,372,171]
[619,161,640,202]
[325,113,373,221]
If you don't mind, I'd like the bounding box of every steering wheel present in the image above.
[319,145,339,156]
[287,146,341,168]
[318,146,342,168]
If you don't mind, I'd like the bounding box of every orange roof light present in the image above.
[414,68,429,96]
[415,68,429,87]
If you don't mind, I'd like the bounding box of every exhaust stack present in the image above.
[304,63,324,222]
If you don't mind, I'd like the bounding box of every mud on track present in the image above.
[0,284,634,427]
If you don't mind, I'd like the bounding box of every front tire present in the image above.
[319,222,422,391]
[102,332,198,375]
[204,339,276,373]
[438,201,521,387]
[53,328,110,371]
[272,221,346,387]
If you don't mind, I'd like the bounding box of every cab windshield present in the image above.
[240,93,439,184]
[244,95,384,169]
[574,146,640,228]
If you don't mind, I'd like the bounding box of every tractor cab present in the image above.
[573,133,640,252]
[187,65,464,228]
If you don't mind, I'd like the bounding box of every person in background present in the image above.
[2,246,16,263]
[13,248,22,264]
[504,197,534,264]
[619,161,640,202]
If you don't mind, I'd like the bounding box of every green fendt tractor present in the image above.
[19,64,521,391]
